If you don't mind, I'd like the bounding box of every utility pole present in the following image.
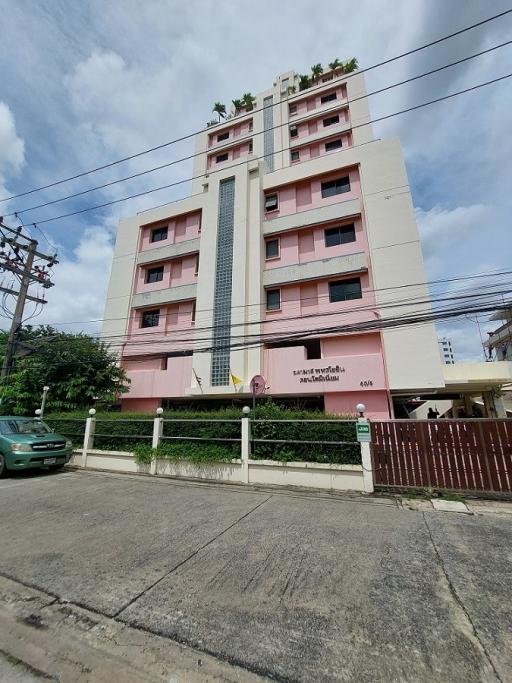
[0,220,57,380]
[1,239,37,378]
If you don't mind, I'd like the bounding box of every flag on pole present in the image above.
[192,368,203,393]
[230,371,243,387]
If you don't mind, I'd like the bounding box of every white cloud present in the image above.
[30,226,114,334]
[0,102,25,208]
[416,204,487,257]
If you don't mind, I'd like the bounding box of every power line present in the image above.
[6,38,512,219]
[10,295,512,369]
[15,266,512,329]
[2,7,511,204]
[14,72,512,228]
[20,279,512,351]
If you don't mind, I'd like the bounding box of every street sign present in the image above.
[250,375,266,395]
[356,421,371,443]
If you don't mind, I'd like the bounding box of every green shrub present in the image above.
[44,401,361,465]
[134,441,236,465]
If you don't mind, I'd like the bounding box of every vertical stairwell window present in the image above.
[211,178,236,385]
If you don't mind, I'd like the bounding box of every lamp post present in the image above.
[40,385,50,419]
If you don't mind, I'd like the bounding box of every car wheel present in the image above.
[0,453,6,477]
[49,463,65,472]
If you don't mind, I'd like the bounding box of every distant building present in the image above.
[438,337,455,364]
[485,308,512,361]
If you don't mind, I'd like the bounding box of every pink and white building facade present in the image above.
[103,66,444,417]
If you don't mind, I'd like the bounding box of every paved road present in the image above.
[0,469,510,682]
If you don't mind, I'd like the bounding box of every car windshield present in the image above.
[0,419,53,435]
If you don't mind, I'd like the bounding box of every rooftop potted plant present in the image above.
[242,92,256,111]
[328,59,343,76]
[212,102,226,122]
[232,98,243,115]
[298,74,311,91]
[343,58,358,73]
[311,63,323,83]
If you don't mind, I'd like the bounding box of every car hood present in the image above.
[3,432,68,444]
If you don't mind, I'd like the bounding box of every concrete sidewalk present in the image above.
[0,469,510,681]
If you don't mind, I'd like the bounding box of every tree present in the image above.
[0,326,129,415]
[298,74,311,91]
[242,93,256,111]
[311,63,323,82]
[343,58,359,73]
[212,102,226,121]
[232,98,243,115]
[328,59,343,75]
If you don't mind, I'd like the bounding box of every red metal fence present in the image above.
[372,419,512,493]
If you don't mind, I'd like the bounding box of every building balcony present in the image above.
[288,83,348,121]
[263,197,361,236]
[263,251,367,288]
[289,114,350,149]
[132,282,197,308]
[124,356,193,399]
[137,238,200,265]
[140,210,201,253]
[208,118,253,149]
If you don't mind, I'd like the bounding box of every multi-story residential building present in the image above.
[438,337,455,364]
[103,65,444,417]
[485,307,512,361]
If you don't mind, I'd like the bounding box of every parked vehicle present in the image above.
[0,416,73,476]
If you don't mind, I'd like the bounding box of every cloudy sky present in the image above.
[0,0,511,359]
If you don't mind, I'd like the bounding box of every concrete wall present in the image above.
[70,450,367,492]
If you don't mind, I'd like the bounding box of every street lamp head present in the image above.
[242,406,251,415]
[34,408,41,416]
[356,403,366,417]
[43,385,50,392]
[88,408,97,416]
[156,407,164,415]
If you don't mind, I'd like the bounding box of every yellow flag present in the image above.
[230,371,243,386]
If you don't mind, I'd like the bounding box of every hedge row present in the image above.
[44,402,360,465]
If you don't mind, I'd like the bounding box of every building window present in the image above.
[321,176,350,198]
[217,131,229,142]
[323,114,340,127]
[266,289,281,311]
[289,104,297,116]
[141,309,160,328]
[321,92,337,104]
[265,193,278,212]
[191,301,196,322]
[328,278,362,303]
[150,226,168,243]
[289,125,298,138]
[324,224,356,247]
[291,150,300,162]
[146,266,164,283]
[265,239,280,260]
[216,153,228,163]
[248,120,253,131]
[194,254,199,275]
[248,141,253,153]
[325,138,343,152]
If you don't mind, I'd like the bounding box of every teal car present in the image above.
[0,416,73,476]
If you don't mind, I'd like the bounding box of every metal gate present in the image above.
[372,419,512,493]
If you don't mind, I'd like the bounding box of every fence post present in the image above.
[356,403,374,493]
[241,406,251,484]
[150,407,164,475]
[360,439,374,493]
[81,409,96,469]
